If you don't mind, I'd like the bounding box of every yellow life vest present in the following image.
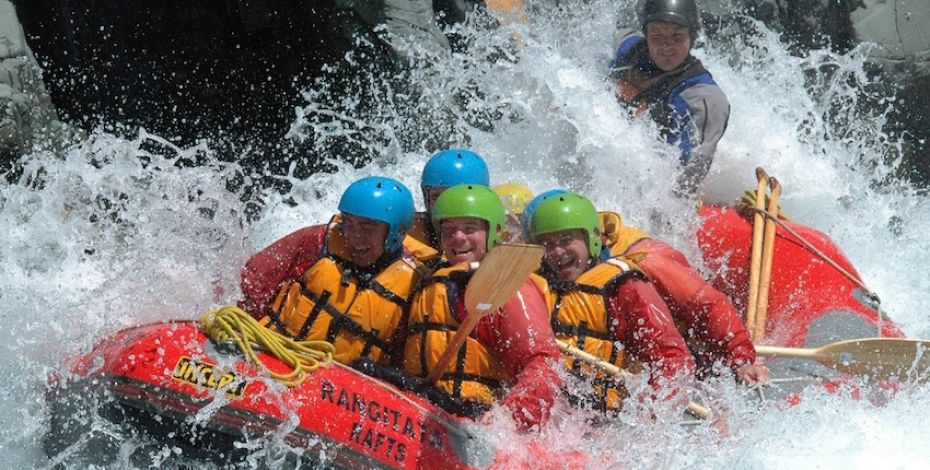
[543,257,646,411]
[404,263,508,405]
[599,211,651,259]
[265,221,422,366]
[402,228,440,267]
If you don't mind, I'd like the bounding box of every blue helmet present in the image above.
[520,188,568,241]
[421,149,490,190]
[338,176,415,253]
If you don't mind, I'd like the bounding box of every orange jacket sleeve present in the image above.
[631,238,756,370]
[607,278,695,388]
[470,279,563,431]
[239,224,327,319]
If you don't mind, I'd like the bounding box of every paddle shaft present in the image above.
[755,345,820,360]
[556,340,711,420]
[754,177,781,342]
[746,168,768,339]
[425,307,487,383]
[756,337,930,382]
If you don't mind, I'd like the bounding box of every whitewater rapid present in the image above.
[2,1,928,467]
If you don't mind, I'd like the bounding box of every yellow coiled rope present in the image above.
[200,305,336,387]
[739,189,790,220]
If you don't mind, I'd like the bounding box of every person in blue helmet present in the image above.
[240,177,435,366]
[522,189,770,385]
[409,148,491,249]
[610,0,730,194]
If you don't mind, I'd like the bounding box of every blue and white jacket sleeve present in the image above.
[611,28,642,68]
[676,81,730,193]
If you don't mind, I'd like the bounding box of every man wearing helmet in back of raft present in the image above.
[409,148,491,251]
[494,182,534,243]
[524,189,770,385]
[404,184,563,431]
[239,177,432,367]
[611,0,730,194]
[528,192,694,412]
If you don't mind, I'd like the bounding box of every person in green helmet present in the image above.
[403,184,563,431]
[523,189,770,385]
[529,192,695,412]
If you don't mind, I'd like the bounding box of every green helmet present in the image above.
[432,184,505,251]
[530,192,602,258]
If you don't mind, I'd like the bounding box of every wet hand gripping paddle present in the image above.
[755,338,930,382]
[426,244,544,384]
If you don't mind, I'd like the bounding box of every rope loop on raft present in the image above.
[744,205,886,333]
[739,185,887,335]
[200,305,336,387]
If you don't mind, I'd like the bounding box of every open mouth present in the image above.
[349,244,371,258]
[552,256,577,273]
[449,247,474,261]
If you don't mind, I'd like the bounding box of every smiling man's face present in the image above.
[341,214,389,268]
[538,229,590,281]
[439,217,489,265]
[646,20,692,72]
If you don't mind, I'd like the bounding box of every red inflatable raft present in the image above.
[697,205,906,400]
[45,320,496,468]
[45,205,909,465]
[698,205,903,345]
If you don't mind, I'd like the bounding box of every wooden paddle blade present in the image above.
[464,243,544,317]
[425,243,543,384]
[757,338,930,382]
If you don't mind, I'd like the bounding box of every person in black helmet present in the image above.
[610,0,730,194]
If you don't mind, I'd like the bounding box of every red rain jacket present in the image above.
[456,278,563,431]
[239,224,328,319]
[629,238,757,372]
[603,275,696,388]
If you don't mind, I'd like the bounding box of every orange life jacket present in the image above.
[404,263,508,405]
[264,221,423,365]
[406,213,443,269]
[599,211,651,259]
[540,257,646,411]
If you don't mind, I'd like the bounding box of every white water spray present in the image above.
[2,1,928,466]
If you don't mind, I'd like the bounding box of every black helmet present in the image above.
[641,0,700,30]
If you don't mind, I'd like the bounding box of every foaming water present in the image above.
[2,0,929,466]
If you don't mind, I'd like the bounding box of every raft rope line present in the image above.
[747,206,885,337]
[200,306,336,387]
[751,372,838,406]
[201,306,472,438]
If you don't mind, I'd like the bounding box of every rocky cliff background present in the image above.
[2,0,928,188]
